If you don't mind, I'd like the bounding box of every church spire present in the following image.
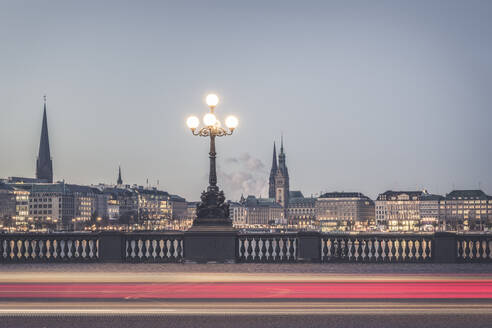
[36,96,53,183]
[117,165,123,185]
[271,142,278,172]
[274,135,289,209]
[268,142,278,199]
[278,135,288,177]
[280,133,284,154]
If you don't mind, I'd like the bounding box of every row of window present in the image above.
[30,204,53,209]
[30,210,52,215]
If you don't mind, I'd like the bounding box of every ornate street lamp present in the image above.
[186,94,238,228]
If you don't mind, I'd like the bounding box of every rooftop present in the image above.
[446,190,491,200]
[320,192,372,200]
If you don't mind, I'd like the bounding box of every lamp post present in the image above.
[186,94,238,228]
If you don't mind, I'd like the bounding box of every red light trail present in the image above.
[1,280,491,300]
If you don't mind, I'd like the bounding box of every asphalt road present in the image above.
[1,303,492,328]
[0,264,491,327]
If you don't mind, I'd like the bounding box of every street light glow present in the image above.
[225,116,238,129]
[203,113,217,126]
[186,116,200,129]
[206,94,219,108]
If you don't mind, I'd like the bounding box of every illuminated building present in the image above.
[101,187,138,224]
[439,190,492,231]
[27,183,70,229]
[287,192,316,230]
[376,190,425,232]
[316,192,374,232]
[419,193,444,231]
[135,187,172,229]
[0,184,16,226]
[243,195,284,226]
[229,200,247,227]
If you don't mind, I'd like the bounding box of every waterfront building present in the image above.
[243,195,284,226]
[28,183,70,229]
[169,194,188,229]
[0,184,16,222]
[287,191,317,230]
[186,201,198,222]
[316,192,375,232]
[229,200,247,227]
[419,193,444,231]
[134,187,171,229]
[376,190,425,232]
[100,187,138,224]
[439,190,492,231]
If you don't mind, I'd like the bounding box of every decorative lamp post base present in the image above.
[183,229,237,263]
[184,188,237,263]
[188,187,236,231]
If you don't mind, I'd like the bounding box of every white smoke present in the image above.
[219,153,268,201]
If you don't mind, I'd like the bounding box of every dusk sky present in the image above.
[1,1,491,201]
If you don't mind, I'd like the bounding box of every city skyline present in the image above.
[1,1,492,201]
[1,98,490,204]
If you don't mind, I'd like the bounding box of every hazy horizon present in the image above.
[1,1,491,201]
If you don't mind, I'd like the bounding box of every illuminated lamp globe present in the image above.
[186,116,200,129]
[225,116,238,129]
[206,94,219,107]
[203,113,217,126]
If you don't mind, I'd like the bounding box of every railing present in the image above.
[321,234,433,263]
[237,234,297,262]
[457,234,492,262]
[124,233,184,262]
[0,233,99,262]
[0,231,491,263]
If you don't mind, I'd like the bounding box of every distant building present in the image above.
[101,187,138,224]
[186,201,198,222]
[68,184,106,222]
[117,166,123,186]
[419,193,444,231]
[268,138,290,210]
[316,192,375,232]
[135,187,171,229]
[0,183,16,220]
[28,183,71,229]
[287,191,316,229]
[169,195,186,220]
[36,98,53,183]
[440,190,492,231]
[243,195,284,226]
[5,177,47,184]
[229,200,247,227]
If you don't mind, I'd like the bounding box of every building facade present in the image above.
[287,191,316,230]
[243,195,284,226]
[439,190,492,231]
[268,139,290,210]
[316,192,375,232]
[376,191,422,232]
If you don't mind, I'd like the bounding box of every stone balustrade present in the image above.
[0,231,490,263]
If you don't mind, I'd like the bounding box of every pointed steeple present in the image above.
[271,142,278,173]
[117,165,123,185]
[274,134,289,209]
[268,142,278,198]
[278,135,288,177]
[280,133,284,153]
[36,96,53,183]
